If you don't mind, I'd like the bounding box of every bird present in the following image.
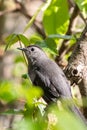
[18,45,87,124]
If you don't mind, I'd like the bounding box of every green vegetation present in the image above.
[0,0,87,129]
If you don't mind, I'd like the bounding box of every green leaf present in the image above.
[23,87,43,107]
[14,118,34,130]
[45,38,57,54]
[29,34,43,44]
[14,117,46,130]
[5,34,29,51]
[0,81,18,102]
[48,105,87,130]
[5,34,18,51]
[48,34,76,40]
[33,34,75,56]
[14,55,25,63]
[56,110,87,130]
[17,78,43,107]
[75,0,87,18]
[22,74,29,79]
[36,39,57,55]
[43,0,69,35]
[18,34,29,46]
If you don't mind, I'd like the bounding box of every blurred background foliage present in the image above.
[0,0,87,129]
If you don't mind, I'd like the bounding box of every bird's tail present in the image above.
[70,105,87,125]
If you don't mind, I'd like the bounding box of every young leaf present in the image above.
[17,34,29,46]
[35,39,57,55]
[0,81,18,102]
[5,33,29,51]
[5,34,18,51]
[44,38,57,54]
[23,87,43,107]
[29,34,43,44]
[43,0,69,35]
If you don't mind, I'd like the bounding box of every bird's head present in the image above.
[18,45,47,63]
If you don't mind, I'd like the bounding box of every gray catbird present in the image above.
[18,45,87,124]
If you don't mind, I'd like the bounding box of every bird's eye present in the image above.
[31,48,34,51]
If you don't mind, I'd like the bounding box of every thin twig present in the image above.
[17,35,28,66]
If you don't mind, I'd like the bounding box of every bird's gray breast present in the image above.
[28,64,59,103]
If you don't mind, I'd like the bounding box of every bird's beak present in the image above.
[17,47,27,51]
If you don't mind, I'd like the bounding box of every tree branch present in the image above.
[0,1,46,38]
[55,4,79,67]
[65,25,87,118]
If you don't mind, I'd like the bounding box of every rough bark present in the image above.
[65,25,87,118]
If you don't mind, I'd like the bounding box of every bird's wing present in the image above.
[51,71,72,98]
[35,70,59,98]
[28,65,36,83]
[36,59,72,98]
[46,61,72,98]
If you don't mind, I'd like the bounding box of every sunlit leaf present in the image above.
[43,0,69,35]
[5,34,29,51]
[48,105,87,130]
[5,34,18,51]
[14,55,25,63]
[0,81,18,102]
[29,34,43,44]
[35,39,57,55]
[23,87,43,106]
[14,117,46,130]
[14,118,34,130]
[18,34,29,46]
[75,0,87,18]
[56,110,87,130]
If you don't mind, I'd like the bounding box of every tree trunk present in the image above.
[65,25,87,118]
